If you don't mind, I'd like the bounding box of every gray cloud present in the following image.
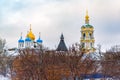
[0,0,120,51]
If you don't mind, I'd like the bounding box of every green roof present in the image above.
[82,24,93,28]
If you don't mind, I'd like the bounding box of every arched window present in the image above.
[90,43,92,48]
[83,33,86,39]
[82,43,85,48]
[89,33,92,39]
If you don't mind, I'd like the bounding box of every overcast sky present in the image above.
[0,0,120,51]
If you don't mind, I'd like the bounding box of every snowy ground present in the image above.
[0,75,10,80]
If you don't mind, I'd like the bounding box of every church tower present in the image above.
[80,10,95,53]
[56,34,68,51]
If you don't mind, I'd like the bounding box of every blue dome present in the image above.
[25,37,31,41]
[37,38,43,43]
[18,39,24,43]
[18,37,24,43]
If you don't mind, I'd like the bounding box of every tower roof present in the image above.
[60,33,64,40]
[37,38,43,43]
[37,32,43,43]
[26,24,35,40]
[18,33,24,43]
[25,37,31,41]
[82,24,93,28]
[18,37,24,43]
[56,34,68,51]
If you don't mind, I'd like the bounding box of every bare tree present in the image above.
[0,37,7,76]
[101,45,120,79]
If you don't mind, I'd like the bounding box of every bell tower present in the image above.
[80,10,95,53]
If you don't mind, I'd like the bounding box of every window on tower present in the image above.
[91,43,92,48]
[83,33,86,40]
[82,43,85,48]
[89,33,92,39]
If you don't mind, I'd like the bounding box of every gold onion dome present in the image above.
[26,24,35,40]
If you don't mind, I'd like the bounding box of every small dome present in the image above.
[37,38,43,43]
[18,39,24,43]
[25,37,31,42]
[82,24,93,28]
[18,37,24,43]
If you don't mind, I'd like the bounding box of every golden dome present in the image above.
[26,24,35,40]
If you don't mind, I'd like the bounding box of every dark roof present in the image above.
[56,34,68,51]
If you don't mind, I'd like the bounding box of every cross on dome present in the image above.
[85,10,89,24]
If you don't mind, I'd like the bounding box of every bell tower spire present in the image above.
[85,10,89,24]
[80,10,96,53]
[56,33,68,51]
